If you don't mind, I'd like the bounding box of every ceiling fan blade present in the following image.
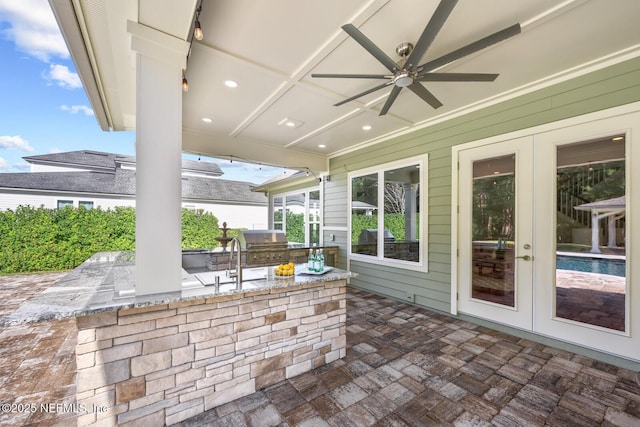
[408,83,443,109]
[405,0,458,71]
[417,72,498,82]
[379,86,402,116]
[312,73,390,79]
[419,23,521,72]
[334,81,393,107]
[341,24,398,72]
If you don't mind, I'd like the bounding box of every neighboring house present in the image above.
[0,150,268,229]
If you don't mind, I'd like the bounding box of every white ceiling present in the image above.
[54,0,640,173]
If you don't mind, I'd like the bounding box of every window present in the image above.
[57,200,73,209]
[273,197,284,231]
[349,155,427,270]
[272,187,321,246]
[309,190,320,246]
[78,201,94,210]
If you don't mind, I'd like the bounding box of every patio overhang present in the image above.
[48,0,640,173]
[47,0,640,294]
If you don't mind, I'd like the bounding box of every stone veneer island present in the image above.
[1,252,355,426]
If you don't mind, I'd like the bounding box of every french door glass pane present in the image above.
[555,137,626,331]
[285,193,305,244]
[471,155,516,307]
[351,173,378,256]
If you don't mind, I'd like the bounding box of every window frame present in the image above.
[57,200,73,209]
[271,186,322,246]
[78,201,94,210]
[348,154,428,272]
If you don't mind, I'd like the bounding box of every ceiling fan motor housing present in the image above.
[393,72,414,87]
[396,42,414,58]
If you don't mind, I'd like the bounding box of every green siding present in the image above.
[328,56,640,312]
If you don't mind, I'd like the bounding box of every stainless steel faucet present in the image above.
[227,237,243,287]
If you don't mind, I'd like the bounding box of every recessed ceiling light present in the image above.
[362,125,372,131]
[318,144,326,148]
[202,117,212,123]
[224,80,238,88]
[277,117,303,128]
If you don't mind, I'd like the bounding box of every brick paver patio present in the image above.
[0,273,638,426]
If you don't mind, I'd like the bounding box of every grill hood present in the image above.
[237,230,288,250]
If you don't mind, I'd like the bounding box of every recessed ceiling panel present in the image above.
[199,0,366,73]
[238,85,356,146]
[299,110,409,156]
[182,44,288,135]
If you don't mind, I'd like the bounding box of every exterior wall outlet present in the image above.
[405,292,415,303]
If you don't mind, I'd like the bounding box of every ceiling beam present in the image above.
[182,128,328,173]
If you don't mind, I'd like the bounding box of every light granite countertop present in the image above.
[0,251,356,326]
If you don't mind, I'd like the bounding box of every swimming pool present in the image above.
[556,255,626,277]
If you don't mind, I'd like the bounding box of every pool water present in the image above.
[556,255,626,277]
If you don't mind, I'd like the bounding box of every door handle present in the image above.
[515,255,533,261]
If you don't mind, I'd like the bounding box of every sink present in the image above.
[241,267,269,281]
[193,267,269,286]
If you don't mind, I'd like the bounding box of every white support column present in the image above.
[608,216,617,248]
[128,21,189,295]
[590,212,602,254]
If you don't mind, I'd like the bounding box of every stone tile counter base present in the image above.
[75,281,346,426]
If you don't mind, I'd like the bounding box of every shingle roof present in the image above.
[23,150,224,176]
[0,169,266,204]
[23,151,120,171]
[181,176,266,204]
[0,171,118,194]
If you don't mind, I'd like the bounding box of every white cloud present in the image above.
[14,160,30,171]
[0,157,8,170]
[44,63,81,89]
[61,104,94,116]
[0,135,35,152]
[0,0,69,62]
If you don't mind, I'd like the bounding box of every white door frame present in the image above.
[532,115,637,360]
[451,101,640,362]
[456,137,534,330]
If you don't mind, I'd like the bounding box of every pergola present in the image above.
[574,196,626,254]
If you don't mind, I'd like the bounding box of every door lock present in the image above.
[515,255,532,261]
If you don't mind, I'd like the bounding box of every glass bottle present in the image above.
[308,249,316,272]
[317,249,325,272]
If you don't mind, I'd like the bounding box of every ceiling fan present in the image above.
[312,0,521,116]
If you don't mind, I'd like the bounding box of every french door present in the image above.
[455,108,640,362]
[457,137,534,330]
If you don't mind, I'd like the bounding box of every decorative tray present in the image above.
[297,266,334,275]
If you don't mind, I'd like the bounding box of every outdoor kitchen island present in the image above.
[0,251,355,426]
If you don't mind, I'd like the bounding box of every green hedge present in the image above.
[351,213,414,243]
[0,206,223,274]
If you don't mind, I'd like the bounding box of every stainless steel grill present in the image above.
[358,228,395,244]
[237,230,289,266]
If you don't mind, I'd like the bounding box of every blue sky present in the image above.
[0,0,285,183]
